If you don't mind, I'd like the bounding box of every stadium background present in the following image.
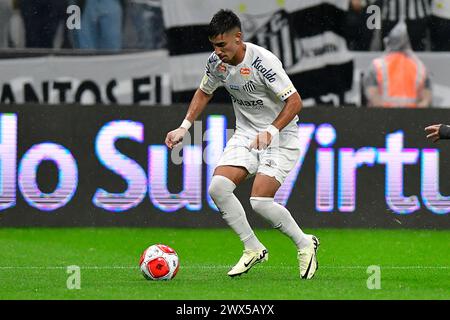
[0,0,449,301]
[0,105,449,228]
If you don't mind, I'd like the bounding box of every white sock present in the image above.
[209,176,265,251]
[250,197,311,250]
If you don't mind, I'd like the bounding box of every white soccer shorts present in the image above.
[216,132,301,185]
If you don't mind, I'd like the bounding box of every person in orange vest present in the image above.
[363,21,432,108]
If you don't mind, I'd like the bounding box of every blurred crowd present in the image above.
[0,0,167,50]
[347,0,450,51]
[0,0,449,51]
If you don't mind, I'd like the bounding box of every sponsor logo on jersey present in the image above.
[208,53,219,64]
[251,57,277,83]
[217,63,227,73]
[242,80,257,93]
[230,94,264,109]
[229,84,240,91]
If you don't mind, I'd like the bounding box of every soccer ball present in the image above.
[139,244,179,281]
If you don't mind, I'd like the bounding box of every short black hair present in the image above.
[208,9,241,38]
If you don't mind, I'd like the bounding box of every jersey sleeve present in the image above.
[260,54,297,101]
[199,53,222,95]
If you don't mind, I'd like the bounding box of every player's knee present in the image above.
[250,197,272,213]
[208,175,236,202]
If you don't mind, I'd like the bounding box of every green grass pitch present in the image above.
[0,228,448,300]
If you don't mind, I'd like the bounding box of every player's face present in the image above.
[209,30,242,64]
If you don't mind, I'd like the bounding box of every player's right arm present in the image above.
[165,89,213,149]
[165,53,221,149]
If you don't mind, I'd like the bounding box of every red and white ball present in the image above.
[139,244,179,281]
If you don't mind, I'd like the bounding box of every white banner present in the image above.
[0,50,171,105]
[1,50,449,108]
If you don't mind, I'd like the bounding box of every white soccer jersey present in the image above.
[199,42,298,137]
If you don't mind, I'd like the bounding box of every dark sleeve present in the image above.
[424,73,431,89]
[439,125,450,139]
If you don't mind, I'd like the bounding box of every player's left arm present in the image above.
[271,92,302,131]
[250,53,301,150]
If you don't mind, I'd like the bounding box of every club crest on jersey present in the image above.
[251,57,277,83]
[240,67,251,80]
[242,80,256,93]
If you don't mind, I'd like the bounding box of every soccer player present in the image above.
[165,9,319,279]
[425,124,450,142]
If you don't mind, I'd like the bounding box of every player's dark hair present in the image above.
[208,9,241,38]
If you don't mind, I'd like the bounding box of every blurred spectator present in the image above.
[363,21,432,108]
[430,0,450,50]
[73,0,124,51]
[125,0,166,50]
[8,5,26,48]
[0,0,13,48]
[345,0,374,50]
[18,0,66,48]
[373,0,432,51]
